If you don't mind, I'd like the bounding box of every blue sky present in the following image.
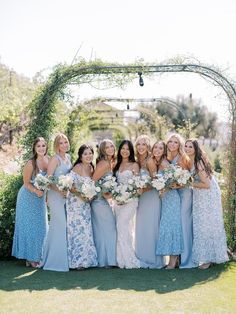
[1,0,236,120]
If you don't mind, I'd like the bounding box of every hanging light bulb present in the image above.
[138,72,144,87]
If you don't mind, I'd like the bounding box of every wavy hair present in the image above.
[185,139,213,176]
[96,139,115,164]
[151,140,167,169]
[73,144,94,169]
[167,133,190,167]
[113,140,136,174]
[31,137,48,175]
[135,134,151,161]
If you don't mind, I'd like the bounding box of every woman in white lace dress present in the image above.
[185,139,229,269]
[113,140,140,269]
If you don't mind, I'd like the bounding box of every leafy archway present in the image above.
[23,59,236,250]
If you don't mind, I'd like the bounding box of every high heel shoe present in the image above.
[165,256,179,269]
[199,262,212,270]
[26,261,39,268]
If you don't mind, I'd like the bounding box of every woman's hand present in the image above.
[103,192,112,199]
[59,190,68,198]
[170,182,182,189]
[35,189,44,198]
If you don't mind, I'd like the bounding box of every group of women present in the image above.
[12,132,229,271]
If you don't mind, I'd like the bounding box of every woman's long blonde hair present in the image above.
[167,133,190,168]
[135,135,151,160]
[53,133,70,154]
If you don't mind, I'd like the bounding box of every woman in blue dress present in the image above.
[41,133,72,272]
[66,144,97,269]
[153,141,183,269]
[12,137,49,267]
[91,139,117,267]
[167,133,196,269]
[185,139,229,269]
[135,135,164,268]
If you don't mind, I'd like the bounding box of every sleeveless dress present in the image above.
[192,171,229,264]
[91,172,117,267]
[66,172,98,269]
[171,155,196,268]
[12,170,48,262]
[114,170,140,269]
[42,154,72,272]
[156,170,183,256]
[135,168,164,268]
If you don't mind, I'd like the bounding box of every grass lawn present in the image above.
[0,260,236,314]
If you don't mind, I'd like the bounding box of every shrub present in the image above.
[0,173,22,258]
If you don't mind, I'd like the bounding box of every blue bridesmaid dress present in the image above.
[171,155,196,268]
[12,170,48,262]
[91,172,117,267]
[135,169,164,268]
[156,178,183,256]
[42,154,71,272]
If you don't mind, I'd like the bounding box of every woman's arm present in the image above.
[23,161,43,197]
[192,163,210,189]
[47,156,66,195]
[146,158,157,178]
[92,161,109,182]
[132,162,140,176]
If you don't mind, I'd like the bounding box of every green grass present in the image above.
[0,260,236,314]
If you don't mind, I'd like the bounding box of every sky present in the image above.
[1,0,236,121]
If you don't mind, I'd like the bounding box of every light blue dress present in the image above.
[135,168,164,268]
[12,170,48,262]
[192,172,229,264]
[42,154,72,272]
[171,155,196,268]
[66,172,98,269]
[91,171,117,267]
[156,170,183,255]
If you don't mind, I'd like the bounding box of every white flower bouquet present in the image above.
[151,165,192,192]
[133,173,151,189]
[96,174,118,194]
[112,177,140,205]
[74,177,98,201]
[56,174,73,191]
[33,173,50,191]
[172,166,192,186]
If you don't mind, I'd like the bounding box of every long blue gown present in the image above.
[91,172,117,267]
[156,171,183,256]
[12,170,48,262]
[135,169,164,268]
[42,154,71,272]
[66,172,98,269]
[171,155,196,268]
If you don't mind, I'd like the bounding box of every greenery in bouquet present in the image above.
[95,174,118,195]
[73,176,98,201]
[33,173,50,191]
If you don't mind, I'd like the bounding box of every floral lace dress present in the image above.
[114,170,140,269]
[192,171,229,264]
[66,172,97,269]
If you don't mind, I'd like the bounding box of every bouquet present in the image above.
[33,173,50,191]
[95,174,118,195]
[172,166,192,186]
[74,177,98,201]
[56,174,73,191]
[112,177,139,205]
[151,165,192,192]
[133,173,151,190]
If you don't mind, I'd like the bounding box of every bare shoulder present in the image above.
[24,160,33,170]
[72,163,83,175]
[147,157,155,167]
[132,162,140,173]
[96,160,110,171]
